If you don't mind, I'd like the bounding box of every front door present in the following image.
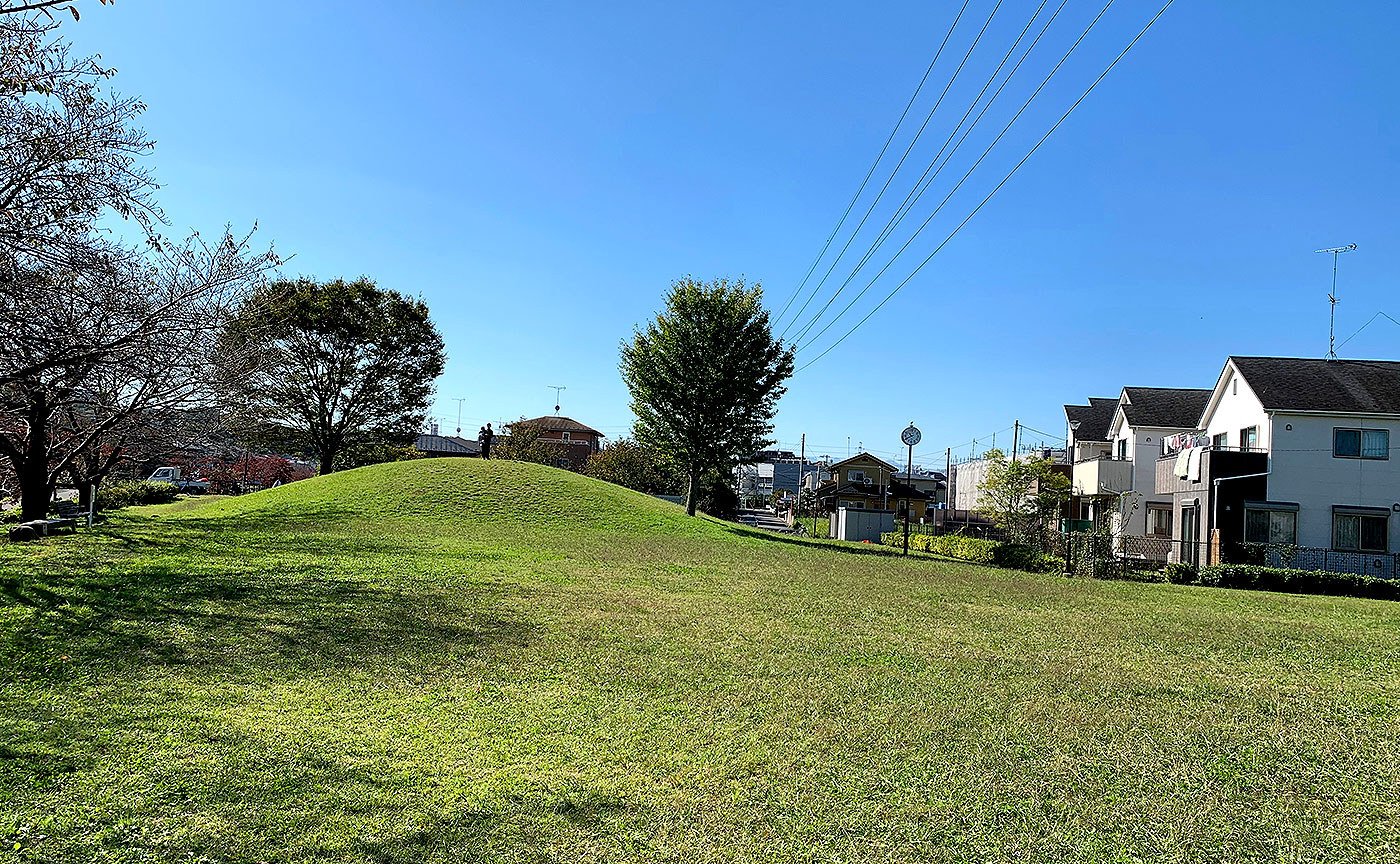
[1181,505,1199,566]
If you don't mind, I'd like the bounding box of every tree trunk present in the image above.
[19,396,50,522]
[318,448,336,476]
[685,468,699,517]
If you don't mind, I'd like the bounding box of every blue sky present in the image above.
[66,1,1399,469]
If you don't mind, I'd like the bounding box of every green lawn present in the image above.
[2,459,1397,863]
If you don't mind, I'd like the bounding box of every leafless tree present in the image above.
[0,229,278,520]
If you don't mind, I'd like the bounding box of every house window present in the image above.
[1240,426,1258,452]
[1146,506,1172,538]
[1333,507,1389,552]
[1244,503,1297,545]
[1334,428,1388,460]
[1117,439,1127,459]
[562,431,571,442]
[1212,432,1228,450]
[849,470,867,483]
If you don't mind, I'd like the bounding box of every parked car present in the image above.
[147,467,210,493]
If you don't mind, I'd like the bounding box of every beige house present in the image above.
[815,452,932,521]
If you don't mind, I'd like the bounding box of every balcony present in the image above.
[1156,448,1268,495]
[1073,456,1133,497]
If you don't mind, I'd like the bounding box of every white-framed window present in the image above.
[1117,439,1128,460]
[562,431,571,442]
[1240,426,1258,452]
[1146,506,1172,538]
[849,470,867,483]
[1333,506,1388,552]
[1334,428,1388,460]
[1244,503,1297,545]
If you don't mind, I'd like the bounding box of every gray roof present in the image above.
[1232,356,1400,414]
[1120,387,1212,429]
[1064,397,1118,441]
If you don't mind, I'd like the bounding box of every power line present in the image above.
[787,0,1070,346]
[796,0,1120,355]
[771,0,972,332]
[797,0,1176,370]
[779,0,1000,340]
[788,0,1063,346]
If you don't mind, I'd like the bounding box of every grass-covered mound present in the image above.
[2,458,1398,862]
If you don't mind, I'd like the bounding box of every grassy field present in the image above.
[2,459,1397,863]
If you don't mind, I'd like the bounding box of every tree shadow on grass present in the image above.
[724,525,910,559]
[0,524,538,685]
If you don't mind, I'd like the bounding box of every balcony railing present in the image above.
[1072,455,1133,497]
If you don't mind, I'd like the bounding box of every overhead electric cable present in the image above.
[797,0,1121,354]
[788,0,1064,345]
[770,0,972,332]
[779,0,1003,340]
[796,0,1175,370]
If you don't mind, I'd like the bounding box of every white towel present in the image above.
[1175,447,1191,479]
[1187,447,1202,482]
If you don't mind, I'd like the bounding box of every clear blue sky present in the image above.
[66,1,1399,469]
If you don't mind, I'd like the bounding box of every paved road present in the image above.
[739,509,793,533]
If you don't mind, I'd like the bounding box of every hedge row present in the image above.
[1169,563,1400,602]
[880,532,1060,573]
[94,481,179,511]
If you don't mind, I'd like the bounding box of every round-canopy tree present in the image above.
[222,278,446,475]
[621,277,794,516]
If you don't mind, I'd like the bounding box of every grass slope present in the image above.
[2,458,1398,863]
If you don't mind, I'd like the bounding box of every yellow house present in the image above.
[815,452,932,521]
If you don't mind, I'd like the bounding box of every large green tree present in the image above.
[222,278,445,475]
[621,277,793,516]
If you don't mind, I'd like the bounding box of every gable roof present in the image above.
[827,451,899,473]
[1229,356,1400,414]
[1119,387,1212,429]
[1064,397,1118,442]
[516,416,604,437]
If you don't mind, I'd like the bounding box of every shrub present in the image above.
[881,532,1061,573]
[1198,564,1400,602]
[1164,562,1199,585]
[95,481,179,511]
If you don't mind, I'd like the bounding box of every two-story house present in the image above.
[515,416,605,469]
[1074,387,1212,543]
[815,452,933,521]
[1178,357,1400,570]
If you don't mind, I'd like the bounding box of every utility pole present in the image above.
[1315,244,1356,359]
[944,447,952,532]
[798,433,805,529]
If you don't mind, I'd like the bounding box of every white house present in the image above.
[1194,356,1400,558]
[1073,386,1211,540]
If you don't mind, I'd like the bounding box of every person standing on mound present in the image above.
[479,423,494,459]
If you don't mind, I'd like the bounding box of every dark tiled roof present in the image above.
[517,416,604,436]
[415,434,481,455]
[1232,356,1400,413]
[1120,387,1212,429]
[1064,397,1117,441]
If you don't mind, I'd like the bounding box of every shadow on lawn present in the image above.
[724,525,908,558]
[0,525,537,684]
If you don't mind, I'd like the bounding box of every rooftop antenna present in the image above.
[454,398,465,435]
[548,385,566,415]
[1315,244,1356,359]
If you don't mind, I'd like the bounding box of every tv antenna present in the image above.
[1315,244,1356,359]
[548,385,566,415]
[454,398,465,435]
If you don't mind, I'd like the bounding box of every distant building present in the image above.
[415,422,481,458]
[513,416,605,469]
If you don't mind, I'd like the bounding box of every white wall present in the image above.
[1201,366,1269,450]
[1266,413,1400,550]
[1110,424,1188,537]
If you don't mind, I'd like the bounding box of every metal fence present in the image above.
[1229,543,1400,578]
